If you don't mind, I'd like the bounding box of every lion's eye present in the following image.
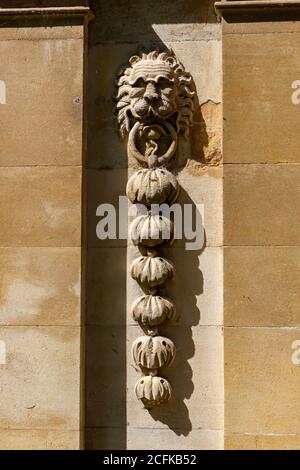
[134,78,146,88]
[157,77,172,89]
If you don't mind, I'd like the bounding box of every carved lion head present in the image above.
[116,50,195,139]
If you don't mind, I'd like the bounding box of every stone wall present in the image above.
[221,1,300,450]
[0,0,224,451]
[2,0,300,452]
[0,6,87,450]
[85,0,223,450]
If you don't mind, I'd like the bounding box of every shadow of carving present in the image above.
[146,187,206,435]
[84,0,215,449]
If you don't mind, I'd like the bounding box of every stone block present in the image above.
[0,247,81,326]
[224,164,300,246]
[224,33,300,163]
[0,167,81,247]
[0,429,81,450]
[225,433,300,450]
[0,326,81,430]
[225,327,300,434]
[225,246,300,327]
[0,39,83,166]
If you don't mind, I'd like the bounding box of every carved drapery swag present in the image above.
[116,50,195,408]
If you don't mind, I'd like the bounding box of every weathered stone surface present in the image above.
[0,326,81,430]
[167,40,222,106]
[187,101,222,170]
[0,167,81,247]
[0,25,84,41]
[225,433,300,450]
[0,3,86,452]
[89,0,219,44]
[0,1,88,7]
[0,429,81,450]
[0,39,83,166]
[223,18,300,35]
[86,247,127,326]
[224,164,300,246]
[127,428,223,450]
[177,166,223,248]
[223,32,300,163]
[225,246,300,327]
[127,325,223,431]
[0,247,81,326]
[85,427,126,450]
[87,169,127,248]
[85,325,126,430]
[225,327,300,434]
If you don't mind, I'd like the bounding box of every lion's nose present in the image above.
[144,82,159,101]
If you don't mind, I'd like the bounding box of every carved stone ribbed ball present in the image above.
[135,375,172,408]
[130,255,174,288]
[126,168,179,206]
[131,295,176,327]
[130,213,174,247]
[132,335,176,371]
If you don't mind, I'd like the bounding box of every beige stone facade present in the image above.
[0,3,88,450]
[0,0,299,451]
[221,0,300,450]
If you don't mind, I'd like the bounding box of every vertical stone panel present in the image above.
[221,2,300,450]
[0,6,89,450]
[86,0,223,450]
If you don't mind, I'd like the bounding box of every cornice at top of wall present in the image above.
[215,0,300,14]
[0,6,90,17]
[215,0,300,21]
[216,0,300,8]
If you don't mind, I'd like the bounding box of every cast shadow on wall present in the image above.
[148,190,206,436]
[85,0,215,449]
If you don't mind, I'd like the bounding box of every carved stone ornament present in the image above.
[116,49,195,408]
[130,213,174,247]
[131,295,176,328]
[135,376,171,409]
[130,255,174,288]
[116,50,194,139]
[132,335,176,372]
[126,168,179,206]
